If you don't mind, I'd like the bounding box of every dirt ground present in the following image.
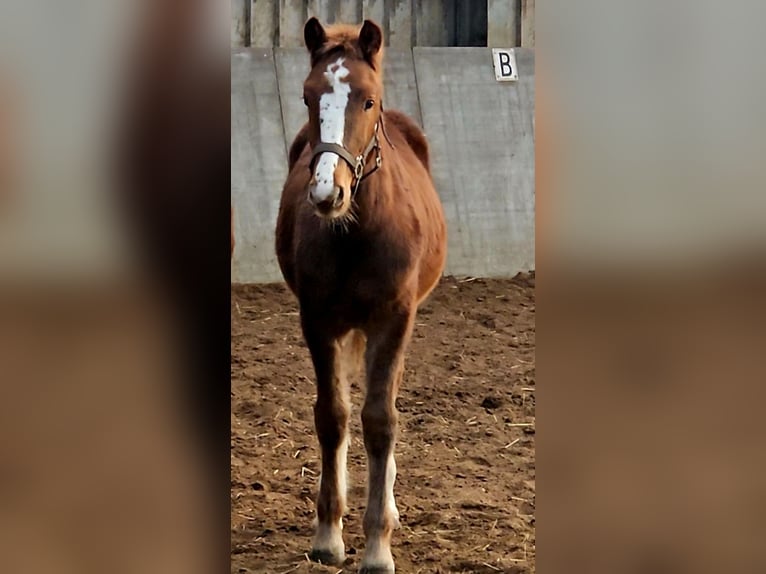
[231,273,535,574]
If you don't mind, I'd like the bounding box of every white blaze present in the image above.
[313,57,351,201]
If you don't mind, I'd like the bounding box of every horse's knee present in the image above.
[361,403,397,455]
[314,398,349,448]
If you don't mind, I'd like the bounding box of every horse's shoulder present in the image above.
[288,122,311,171]
[383,110,430,172]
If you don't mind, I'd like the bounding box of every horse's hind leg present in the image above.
[301,318,351,566]
[360,306,414,573]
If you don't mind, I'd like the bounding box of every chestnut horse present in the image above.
[275,18,446,573]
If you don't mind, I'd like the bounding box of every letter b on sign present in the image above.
[492,49,519,82]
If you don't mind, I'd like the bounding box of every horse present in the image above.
[275,17,447,573]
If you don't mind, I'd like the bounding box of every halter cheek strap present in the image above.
[309,122,383,196]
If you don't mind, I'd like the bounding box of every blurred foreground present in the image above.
[0,1,229,572]
[538,1,766,573]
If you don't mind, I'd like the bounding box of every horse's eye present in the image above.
[364,99,375,111]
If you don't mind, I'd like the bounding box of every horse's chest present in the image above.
[296,233,410,309]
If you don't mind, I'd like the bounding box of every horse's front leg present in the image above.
[360,306,414,574]
[302,318,350,566]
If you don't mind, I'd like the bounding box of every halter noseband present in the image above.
[309,122,383,197]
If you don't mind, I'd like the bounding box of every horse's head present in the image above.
[302,18,384,219]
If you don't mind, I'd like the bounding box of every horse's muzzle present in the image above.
[308,184,345,215]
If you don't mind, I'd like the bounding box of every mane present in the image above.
[312,23,384,71]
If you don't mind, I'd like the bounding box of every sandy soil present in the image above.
[231,273,535,573]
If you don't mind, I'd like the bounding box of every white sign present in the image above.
[492,48,519,82]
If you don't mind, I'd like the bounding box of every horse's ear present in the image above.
[304,17,327,56]
[359,20,383,68]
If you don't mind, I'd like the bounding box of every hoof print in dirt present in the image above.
[481,396,504,410]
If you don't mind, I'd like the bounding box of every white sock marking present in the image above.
[385,452,399,523]
[313,57,350,201]
[338,434,349,513]
[360,452,398,569]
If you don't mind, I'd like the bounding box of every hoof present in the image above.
[309,548,346,566]
[359,555,395,574]
[359,542,394,573]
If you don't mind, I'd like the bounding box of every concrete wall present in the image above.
[231,47,535,283]
[415,47,535,278]
[231,49,287,282]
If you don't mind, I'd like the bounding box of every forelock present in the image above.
[311,23,384,71]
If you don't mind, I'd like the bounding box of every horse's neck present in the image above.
[354,165,395,227]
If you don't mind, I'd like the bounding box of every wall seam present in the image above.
[273,48,291,164]
[410,46,424,129]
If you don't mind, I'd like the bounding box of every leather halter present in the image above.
[309,122,382,197]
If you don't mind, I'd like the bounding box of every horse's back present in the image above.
[383,111,445,303]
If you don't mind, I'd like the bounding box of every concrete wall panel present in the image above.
[488,0,519,47]
[388,0,413,48]
[362,0,385,27]
[414,47,535,277]
[251,0,278,48]
[231,0,249,47]
[279,0,307,47]
[382,48,422,126]
[275,49,311,148]
[231,49,287,282]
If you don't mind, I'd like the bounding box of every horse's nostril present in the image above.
[334,186,345,207]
